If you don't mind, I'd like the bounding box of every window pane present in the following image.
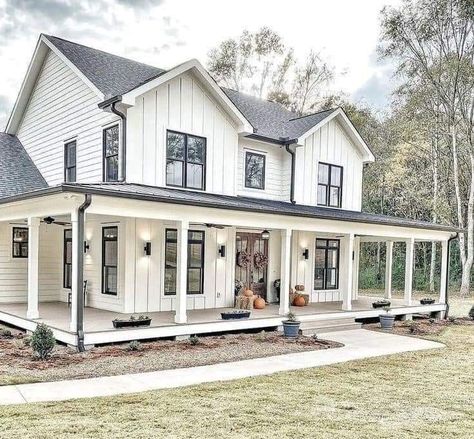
[331,166,341,186]
[106,156,118,181]
[314,268,325,290]
[65,265,72,289]
[165,241,177,268]
[188,231,203,241]
[316,239,327,248]
[65,230,72,239]
[317,184,327,205]
[167,132,185,160]
[330,187,340,207]
[318,163,329,184]
[187,268,202,293]
[105,125,119,157]
[104,241,117,266]
[66,143,76,167]
[187,136,205,163]
[314,248,326,268]
[327,248,339,269]
[166,229,177,241]
[104,227,118,239]
[326,268,338,289]
[188,243,203,268]
[166,160,183,186]
[104,266,117,293]
[245,153,265,189]
[328,240,339,248]
[66,167,76,183]
[13,228,28,258]
[65,241,72,264]
[164,268,176,295]
[186,163,203,189]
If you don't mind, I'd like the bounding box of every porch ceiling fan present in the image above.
[199,223,232,229]
[42,216,70,226]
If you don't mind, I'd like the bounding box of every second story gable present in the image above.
[3,35,375,211]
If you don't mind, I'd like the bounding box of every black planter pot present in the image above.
[221,311,251,320]
[112,318,152,329]
[420,298,435,305]
[372,300,391,309]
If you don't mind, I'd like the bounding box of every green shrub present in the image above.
[31,323,55,360]
[127,340,141,351]
[189,335,199,345]
[0,328,12,338]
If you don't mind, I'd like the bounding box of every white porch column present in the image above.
[342,233,354,311]
[69,210,79,331]
[439,239,449,305]
[175,220,188,324]
[279,228,292,316]
[26,217,40,319]
[385,241,393,299]
[404,237,415,306]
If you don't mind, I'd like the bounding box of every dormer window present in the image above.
[166,130,206,190]
[317,162,342,208]
[103,124,119,182]
[245,151,265,190]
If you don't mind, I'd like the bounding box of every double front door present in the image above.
[235,232,268,300]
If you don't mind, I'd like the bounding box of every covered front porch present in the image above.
[0,185,455,347]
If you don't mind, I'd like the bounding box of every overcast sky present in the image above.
[0,0,401,130]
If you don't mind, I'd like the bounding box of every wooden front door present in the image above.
[235,232,268,300]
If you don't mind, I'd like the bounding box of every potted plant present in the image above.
[372,299,391,309]
[420,298,435,305]
[379,307,395,330]
[221,310,251,320]
[112,315,152,328]
[282,311,300,337]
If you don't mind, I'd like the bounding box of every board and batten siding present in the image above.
[294,118,364,211]
[126,72,239,195]
[236,139,291,201]
[16,49,117,185]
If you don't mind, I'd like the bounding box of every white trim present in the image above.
[295,108,375,163]
[121,59,253,134]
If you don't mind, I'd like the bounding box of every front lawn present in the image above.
[0,317,472,437]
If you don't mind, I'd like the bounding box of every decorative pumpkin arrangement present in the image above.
[295,284,305,292]
[253,251,269,269]
[254,296,266,309]
[243,288,254,297]
[236,251,252,268]
[293,295,306,307]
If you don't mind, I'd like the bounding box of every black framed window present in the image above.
[103,125,119,182]
[63,229,72,289]
[166,131,206,190]
[64,140,77,182]
[102,226,118,295]
[245,151,265,189]
[317,162,343,207]
[314,239,340,290]
[12,227,28,258]
[164,229,205,295]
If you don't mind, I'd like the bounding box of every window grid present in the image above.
[102,226,118,295]
[314,238,340,290]
[12,227,28,259]
[64,140,77,183]
[63,229,72,289]
[244,151,266,190]
[317,162,343,208]
[103,124,119,182]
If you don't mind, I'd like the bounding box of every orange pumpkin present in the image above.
[254,297,266,309]
[243,289,254,297]
[293,295,306,307]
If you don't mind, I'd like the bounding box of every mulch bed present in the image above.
[0,328,342,385]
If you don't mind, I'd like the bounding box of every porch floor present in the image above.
[1,296,417,333]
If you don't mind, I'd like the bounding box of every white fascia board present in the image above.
[296,108,375,163]
[121,59,253,134]
[5,35,104,134]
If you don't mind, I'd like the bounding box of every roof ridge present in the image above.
[223,87,296,112]
[288,107,338,122]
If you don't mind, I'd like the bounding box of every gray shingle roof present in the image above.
[0,133,47,198]
[44,35,337,142]
[1,182,455,233]
[44,35,166,98]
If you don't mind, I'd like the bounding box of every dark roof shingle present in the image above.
[0,133,47,198]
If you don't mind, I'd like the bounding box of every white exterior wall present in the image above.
[126,72,239,195]
[294,118,364,210]
[0,223,63,303]
[16,50,117,185]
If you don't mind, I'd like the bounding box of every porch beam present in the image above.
[279,228,292,316]
[385,241,393,299]
[26,217,40,319]
[175,220,189,324]
[439,239,448,305]
[404,237,415,306]
[342,233,354,311]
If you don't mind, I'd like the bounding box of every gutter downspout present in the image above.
[444,232,458,319]
[284,141,297,204]
[76,194,92,352]
[110,101,127,182]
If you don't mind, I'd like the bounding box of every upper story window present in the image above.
[245,151,265,190]
[12,227,28,258]
[64,140,76,183]
[102,226,118,295]
[166,131,206,190]
[317,162,343,208]
[103,125,119,182]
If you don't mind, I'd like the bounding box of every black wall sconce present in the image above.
[83,241,90,253]
[261,229,270,240]
[144,242,152,256]
[302,248,309,260]
[218,245,226,257]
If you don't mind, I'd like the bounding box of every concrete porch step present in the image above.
[299,318,362,336]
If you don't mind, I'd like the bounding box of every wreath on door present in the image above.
[254,251,269,269]
[236,250,252,268]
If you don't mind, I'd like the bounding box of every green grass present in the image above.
[0,322,473,438]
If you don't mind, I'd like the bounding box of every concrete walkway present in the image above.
[0,329,444,405]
